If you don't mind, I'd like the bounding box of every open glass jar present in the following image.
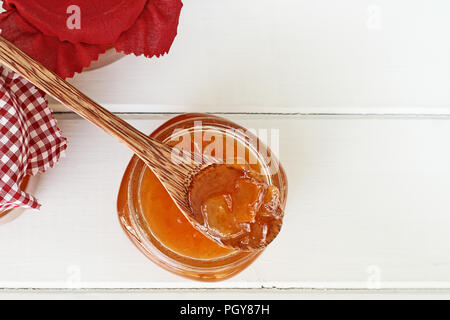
[117,113,288,281]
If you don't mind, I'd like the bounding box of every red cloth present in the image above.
[0,0,183,78]
[4,0,148,44]
[0,67,67,213]
[0,10,109,80]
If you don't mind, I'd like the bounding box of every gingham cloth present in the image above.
[0,66,67,213]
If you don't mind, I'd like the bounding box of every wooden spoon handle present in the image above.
[0,35,170,162]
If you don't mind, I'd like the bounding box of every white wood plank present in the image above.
[44,0,450,114]
[3,288,450,300]
[1,113,450,289]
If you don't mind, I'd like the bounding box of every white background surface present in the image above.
[58,0,450,114]
[2,0,450,299]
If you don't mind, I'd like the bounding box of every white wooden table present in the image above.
[2,0,450,299]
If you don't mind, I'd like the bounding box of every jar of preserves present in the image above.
[117,113,287,281]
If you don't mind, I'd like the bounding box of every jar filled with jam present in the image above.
[117,113,288,281]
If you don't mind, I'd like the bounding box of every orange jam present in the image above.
[139,166,233,259]
[139,128,266,257]
[188,164,283,251]
[117,113,287,281]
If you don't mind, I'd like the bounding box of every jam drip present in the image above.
[188,164,284,251]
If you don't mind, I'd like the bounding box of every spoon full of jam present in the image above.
[0,35,284,251]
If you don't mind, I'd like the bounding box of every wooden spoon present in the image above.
[0,36,282,252]
[0,35,205,230]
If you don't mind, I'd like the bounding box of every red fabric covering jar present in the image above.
[0,0,183,78]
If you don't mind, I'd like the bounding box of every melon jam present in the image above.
[117,113,288,281]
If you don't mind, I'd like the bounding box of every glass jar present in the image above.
[117,113,288,281]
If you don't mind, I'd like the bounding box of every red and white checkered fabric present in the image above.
[0,66,67,213]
